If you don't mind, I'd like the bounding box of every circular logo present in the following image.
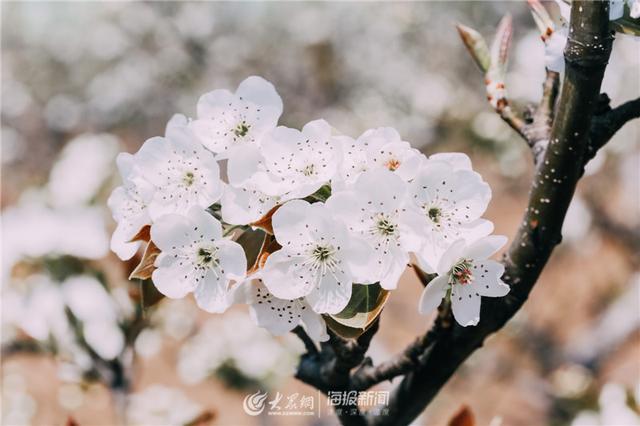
[243,390,268,416]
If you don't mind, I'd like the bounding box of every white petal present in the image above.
[110,223,142,261]
[436,239,467,275]
[300,305,329,342]
[151,255,194,299]
[194,269,230,313]
[196,88,235,119]
[305,270,352,314]
[271,199,315,250]
[261,250,315,299]
[235,76,283,126]
[221,184,277,226]
[227,144,263,186]
[464,235,508,261]
[472,260,510,297]
[461,219,494,243]
[217,239,247,282]
[428,153,472,171]
[248,280,304,335]
[418,275,448,315]
[343,236,377,284]
[186,207,222,241]
[150,214,194,251]
[378,247,409,290]
[450,285,481,327]
[354,169,407,214]
[300,119,332,142]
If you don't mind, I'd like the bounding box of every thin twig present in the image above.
[292,326,319,355]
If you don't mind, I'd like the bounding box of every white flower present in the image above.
[151,207,246,313]
[230,119,339,200]
[135,116,223,220]
[418,235,510,327]
[126,385,203,426]
[334,127,423,188]
[61,276,125,360]
[48,133,119,208]
[220,183,279,226]
[233,278,329,341]
[409,159,493,272]
[327,169,423,290]
[190,76,283,158]
[261,199,375,314]
[107,153,154,260]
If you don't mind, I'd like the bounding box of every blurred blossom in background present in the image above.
[1,2,638,425]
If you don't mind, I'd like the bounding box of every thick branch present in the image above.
[586,97,640,163]
[371,3,613,425]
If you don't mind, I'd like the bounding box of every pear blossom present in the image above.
[107,152,154,260]
[334,127,423,188]
[233,278,329,341]
[261,199,375,314]
[151,207,246,313]
[190,76,283,158]
[230,120,339,200]
[418,235,510,327]
[135,115,223,220]
[327,169,423,290]
[220,182,279,226]
[409,159,493,272]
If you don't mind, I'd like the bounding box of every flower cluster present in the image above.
[109,76,510,339]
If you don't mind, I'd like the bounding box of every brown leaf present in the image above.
[129,240,160,280]
[248,234,282,275]
[184,410,216,426]
[448,405,475,426]
[129,224,151,243]
[249,204,281,234]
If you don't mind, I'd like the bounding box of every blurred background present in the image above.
[1,2,639,425]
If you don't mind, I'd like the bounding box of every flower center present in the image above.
[234,122,250,138]
[183,171,195,186]
[303,244,338,275]
[449,259,474,286]
[375,215,397,237]
[385,158,401,171]
[302,163,316,177]
[427,207,442,224]
[196,246,219,268]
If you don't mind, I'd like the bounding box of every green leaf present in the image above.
[611,16,640,37]
[456,24,491,73]
[326,283,390,338]
[140,278,164,310]
[235,228,266,271]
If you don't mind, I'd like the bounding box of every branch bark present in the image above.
[369,2,614,424]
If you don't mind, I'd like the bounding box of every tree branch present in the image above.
[523,70,561,164]
[350,303,451,391]
[586,97,640,163]
[370,3,613,425]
